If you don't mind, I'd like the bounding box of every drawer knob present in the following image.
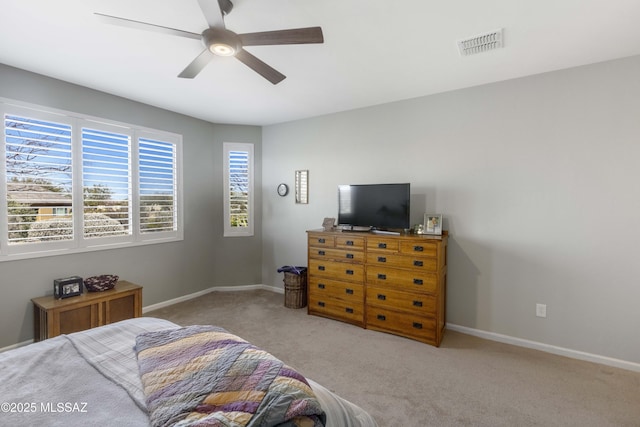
[346,253,354,259]
[377,256,387,263]
[318,283,325,289]
[346,307,354,314]
[377,294,386,301]
[413,260,424,267]
[413,279,423,285]
[377,314,386,321]
[346,288,354,295]
[412,322,423,329]
[346,240,354,246]
[318,301,325,307]
[378,243,387,249]
[318,265,325,271]
[414,245,424,252]
[318,238,325,243]
[378,273,387,280]
[346,269,354,275]
[318,250,325,256]
[413,300,423,307]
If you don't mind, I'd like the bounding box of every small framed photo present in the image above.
[423,214,443,235]
[322,217,336,231]
[54,276,84,299]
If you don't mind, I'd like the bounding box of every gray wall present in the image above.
[261,55,640,364]
[0,64,262,348]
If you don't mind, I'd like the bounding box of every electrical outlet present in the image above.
[536,303,547,318]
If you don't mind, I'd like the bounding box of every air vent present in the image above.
[458,28,503,56]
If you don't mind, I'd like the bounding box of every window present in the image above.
[82,125,132,239]
[138,135,178,234]
[223,142,253,237]
[1,100,182,260]
[4,113,73,245]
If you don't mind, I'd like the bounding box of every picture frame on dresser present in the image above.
[322,217,335,231]
[423,214,443,235]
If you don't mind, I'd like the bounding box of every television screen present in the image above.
[338,183,410,230]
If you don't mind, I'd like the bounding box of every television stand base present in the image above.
[341,226,372,232]
[372,229,401,235]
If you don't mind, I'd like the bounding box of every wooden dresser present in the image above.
[307,229,448,346]
[31,281,142,341]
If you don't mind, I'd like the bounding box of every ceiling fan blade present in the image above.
[178,49,214,78]
[239,27,324,46]
[235,49,286,85]
[197,0,225,29]
[95,13,201,40]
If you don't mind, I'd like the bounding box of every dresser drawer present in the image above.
[366,266,437,293]
[309,277,364,303]
[366,286,436,316]
[308,234,335,248]
[366,252,437,272]
[399,241,437,257]
[366,307,436,344]
[308,247,365,263]
[336,235,365,250]
[366,237,399,252]
[308,294,364,326]
[309,259,364,283]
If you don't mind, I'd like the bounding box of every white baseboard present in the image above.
[7,285,636,374]
[145,287,640,373]
[142,284,283,313]
[446,323,640,373]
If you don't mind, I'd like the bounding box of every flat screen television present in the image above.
[338,183,410,231]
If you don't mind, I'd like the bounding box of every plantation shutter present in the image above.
[229,150,249,227]
[81,127,131,238]
[4,114,73,244]
[1,99,183,260]
[224,142,253,237]
[138,137,177,233]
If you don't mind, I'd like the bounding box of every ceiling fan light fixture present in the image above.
[202,28,241,57]
[210,43,235,56]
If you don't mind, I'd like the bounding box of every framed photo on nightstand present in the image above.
[423,214,443,235]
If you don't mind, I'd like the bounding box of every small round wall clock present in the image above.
[277,183,289,196]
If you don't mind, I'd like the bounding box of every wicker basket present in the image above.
[283,271,307,309]
[84,274,119,292]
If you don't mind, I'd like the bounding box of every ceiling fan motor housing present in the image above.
[202,27,241,56]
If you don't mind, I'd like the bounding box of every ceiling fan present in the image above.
[95,0,324,84]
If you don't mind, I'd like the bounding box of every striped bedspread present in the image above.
[135,325,326,427]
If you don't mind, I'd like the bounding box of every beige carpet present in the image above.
[146,289,640,427]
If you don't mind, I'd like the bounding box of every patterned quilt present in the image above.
[135,325,326,427]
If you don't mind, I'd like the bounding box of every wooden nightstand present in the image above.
[31,281,142,341]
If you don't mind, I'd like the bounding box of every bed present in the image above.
[0,317,377,426]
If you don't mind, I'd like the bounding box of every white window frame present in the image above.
[223,142,254,237]
[0,98,183,262]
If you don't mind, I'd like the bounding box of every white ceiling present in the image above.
[1,0,640,126]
